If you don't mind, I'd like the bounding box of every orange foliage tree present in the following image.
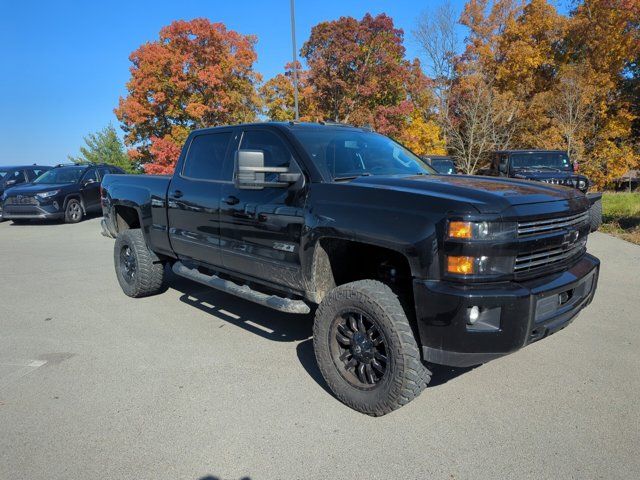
[115,19,261,174]
[297,13,444,149]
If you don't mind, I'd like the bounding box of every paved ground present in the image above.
[0,217,638,480]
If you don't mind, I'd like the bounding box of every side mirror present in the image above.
[234,149,301,190]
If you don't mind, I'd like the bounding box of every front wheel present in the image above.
[114,229,165,298]
[64,199,83,223]
[313,280,431,416]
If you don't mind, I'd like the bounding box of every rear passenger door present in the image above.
[167,129,234,267]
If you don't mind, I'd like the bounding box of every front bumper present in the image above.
[1,203,65,220]
[414,254,599,367]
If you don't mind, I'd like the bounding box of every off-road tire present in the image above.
[313,279,431,416]
[114,229,165,298]
[64,199,83,224]
[589,198,602,232]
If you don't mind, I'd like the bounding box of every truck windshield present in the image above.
[510,152,572,171]
[33,167,84,184]
[290,128,435,180]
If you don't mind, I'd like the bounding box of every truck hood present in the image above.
[351,174,587,213]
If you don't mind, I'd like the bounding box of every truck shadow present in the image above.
[169,272,476,395]
[170,272,313,343]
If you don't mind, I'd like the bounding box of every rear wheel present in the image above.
[313,279,431,416]
[114,229,165,298]
[64,199,83,223]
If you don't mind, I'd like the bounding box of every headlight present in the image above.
[447,221,516,240]
[447,255,514,276]
[36,190,60,199]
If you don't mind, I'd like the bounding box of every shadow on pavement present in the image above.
[169,271,477,395]
[170,271,313,343]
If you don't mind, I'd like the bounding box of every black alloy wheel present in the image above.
[119,245,137,285]
[330,310,388,388]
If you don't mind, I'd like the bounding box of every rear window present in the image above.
[182,133,232,181]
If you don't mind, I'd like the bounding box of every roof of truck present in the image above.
[192,121,371,134]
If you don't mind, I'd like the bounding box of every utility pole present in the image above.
[290,0,300,121]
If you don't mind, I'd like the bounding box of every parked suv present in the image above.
[484,150,602,231]
[2,163,124,224]
[422,155,457,174]
[0,165,52,220]
[101,123,599,416]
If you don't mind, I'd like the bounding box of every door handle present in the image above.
[224,195,240,205]
[172,190,183,199]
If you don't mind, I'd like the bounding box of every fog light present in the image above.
[468,306,480,324]
[53,201,59,210]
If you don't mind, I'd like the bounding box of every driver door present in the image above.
[80,168,100,211]
[219,128,306,291]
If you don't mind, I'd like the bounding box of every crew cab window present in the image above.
[182,132,231,181]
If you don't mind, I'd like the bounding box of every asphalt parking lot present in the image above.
[1,217,638,480]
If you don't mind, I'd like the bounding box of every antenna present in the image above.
[290,0,300,121]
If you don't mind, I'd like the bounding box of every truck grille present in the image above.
[514,238,587,273]
[517,211,589,237]
[5,196,38,205]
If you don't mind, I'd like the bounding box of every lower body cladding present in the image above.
[414,254,600,367]
[1,203,65,220]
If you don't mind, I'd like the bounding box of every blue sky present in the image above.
[0,0,470,166]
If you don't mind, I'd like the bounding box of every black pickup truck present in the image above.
[484,150,602,231]
[101,122,600,416]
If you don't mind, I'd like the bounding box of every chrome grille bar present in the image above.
[517,211,589,237]
[514,239,586,272]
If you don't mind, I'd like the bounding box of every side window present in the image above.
[498,155,509,174]
[239,130,293,181]
[82,169,98,183]
[182,132,232,181]
[30,168,49,180]
[98,167,110,179]
[10,170,26,185]
[240,130,292,169]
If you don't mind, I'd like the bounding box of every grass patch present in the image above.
[601,192,640,245]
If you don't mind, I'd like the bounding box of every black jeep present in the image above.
[484,150,602,231]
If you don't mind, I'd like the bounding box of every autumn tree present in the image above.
[68,124,138,173]
[115,19,261,174]
[260,62,318,121]
[297,13,444,153]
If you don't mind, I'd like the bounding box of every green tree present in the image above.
[68,124,138,173]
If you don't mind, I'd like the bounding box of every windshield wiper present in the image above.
[333,173,372,182]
